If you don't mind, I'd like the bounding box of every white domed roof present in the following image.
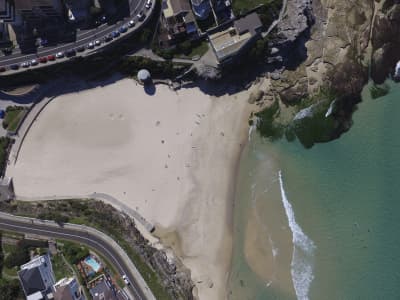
[137,69,151,82]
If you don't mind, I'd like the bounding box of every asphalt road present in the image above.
[0,218,147,300]
[0,0,149,69]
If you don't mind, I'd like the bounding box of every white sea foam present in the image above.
[278,171,316,300]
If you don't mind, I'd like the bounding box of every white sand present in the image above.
[7,78,252,300]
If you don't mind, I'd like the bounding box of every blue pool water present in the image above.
[84,256,101,273]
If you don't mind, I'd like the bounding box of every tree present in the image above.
[0,278,22,300]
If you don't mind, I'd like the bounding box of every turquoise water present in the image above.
[229,81,400,299]
[85,256,101,273]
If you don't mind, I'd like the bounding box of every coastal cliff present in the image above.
[252,0,398,147]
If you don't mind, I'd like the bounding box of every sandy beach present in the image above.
[6,77,252,299]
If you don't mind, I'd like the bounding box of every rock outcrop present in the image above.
[371,0,400,83]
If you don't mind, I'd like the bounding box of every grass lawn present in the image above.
[3,106,26,132]
[3,266,18,277]
[51,254,73,281]
[177,41,209,59]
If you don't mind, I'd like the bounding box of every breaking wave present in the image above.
[278,171,316,300]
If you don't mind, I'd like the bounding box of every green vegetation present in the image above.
[0,200,175,300]
[370,84,390,99]
[255,88,339,148]
[155,40,209,60]
[232,0,282,26]
[0,136,12,176]
[119,56,187,79]
[62,241,90,265]
[255,99,285,140]
[2,106,26,132]
[0,233,23,299]
[51,254,73,281]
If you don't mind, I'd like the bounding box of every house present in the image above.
[208,12,262,64]
[191,0,211,20]
[89,277,116,300]
[160,0,197,46]
[18,254,56,300]
[53,277,86,300]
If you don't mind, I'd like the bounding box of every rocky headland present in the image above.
[245,0,399,148]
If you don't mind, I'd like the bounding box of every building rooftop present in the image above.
[233,12,262,35]
[209,27,252,60]
[209,13,262,61]
[89,280,115,300]
[162,0,190,18]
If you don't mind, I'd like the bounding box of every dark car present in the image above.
[65,49,76,57]
[137,11,145,21]
[76,45,85,52]
[119,26,128,33]
[104,35,113,42]
[47,54,55,61]
[0,67,6,72]
[111,31,120,38]
[10,64,19,70]
[39,57,48,63]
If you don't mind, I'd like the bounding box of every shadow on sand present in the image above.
[144,83,156,95]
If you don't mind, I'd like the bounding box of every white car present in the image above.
[145,0,152,9]
[55,52,64,58]
[128,20,135,27]
[21,61,30,68]
[95,40,101,46]
[30,59,38,66]
[122,274,130,285]
[87,42,94,49]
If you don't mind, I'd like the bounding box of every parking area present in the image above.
[0,0,156,75]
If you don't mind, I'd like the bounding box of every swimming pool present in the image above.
[84,256,101,273]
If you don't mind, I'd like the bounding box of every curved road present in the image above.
[0,0,153,70]
[0,216,152,300]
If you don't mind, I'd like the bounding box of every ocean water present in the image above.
[229,81,400,300]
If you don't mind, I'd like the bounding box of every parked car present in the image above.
[76,45,85,52]
[94,40,101,46]
[122,275,130,285]
[47,54,55,61]
[111,31,120,38]
[0,109,5,118]
[39,57,47,63]
[21,61,30,68]
[137,11,145,21]
[128,20,135,27]
[145,0,152,9]
[10,64,19,70]
[0,67,6,72]
[55,52,64,58]
[104,35,113,42]
[87,42,94,49]
[65,49,76,57]
[31,59,38,66]
[119,26,127,33]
